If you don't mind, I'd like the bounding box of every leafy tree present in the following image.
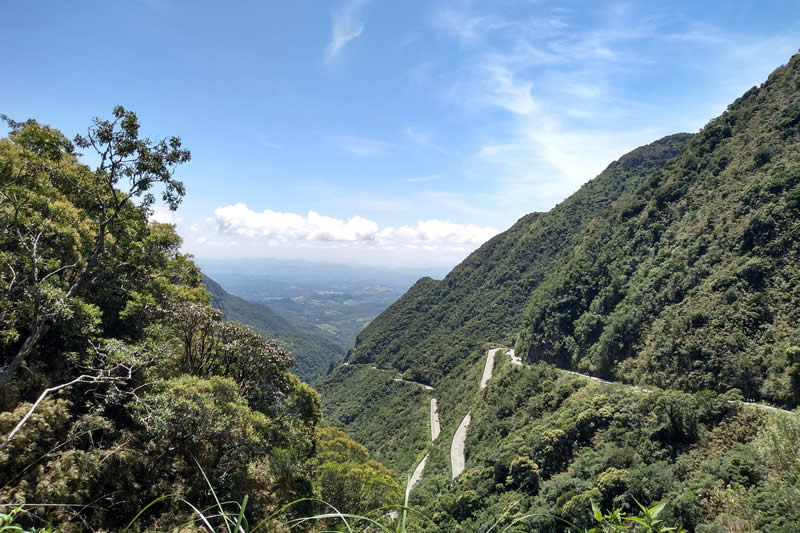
[0,107,189,391]
[310,427,402,516]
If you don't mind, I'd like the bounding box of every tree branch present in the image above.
[0,373,123,452]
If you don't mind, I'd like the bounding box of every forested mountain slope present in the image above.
[317,52,800,531]
[317,135,694,474]
[346,133,693,384]
[203,275,344,382]
[518,52,800,407]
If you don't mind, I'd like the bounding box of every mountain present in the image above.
[345,133,693,383]
[316,52,800,530]
[317,132,694,473]
[516,62,800,403]
[203,274,344,382]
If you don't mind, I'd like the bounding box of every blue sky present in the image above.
[3,1,799,267]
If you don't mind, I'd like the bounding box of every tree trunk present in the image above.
[0,320,49,391]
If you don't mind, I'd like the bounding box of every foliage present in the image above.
[517,54,800,406]
[310,427,403,516]
[0,508,51,532]
[316,364,431,473]
[321,52,800,532]
[0,108,400,531]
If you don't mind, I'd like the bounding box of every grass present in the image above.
[121,462,685,533]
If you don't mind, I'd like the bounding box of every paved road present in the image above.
[393,377,434,391]
[428,344,794,487]
[409,453,429,489]
[562,365,793,415]
[480,348,503,389]
[453,347,511,479]
[430,398,440,441]
[450,411,471,479]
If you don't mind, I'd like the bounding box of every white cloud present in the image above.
[428,1,800,219]
[484,64,536,115]
[404,126,430,145]
[326,0,368,60]
[432,5,508,44]
[149,206,181,224]
[404,126,451,154]
[213,203,498,251]
[215,204,378,242]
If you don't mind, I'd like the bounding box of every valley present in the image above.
[2,6,800,528]
[199,259,442,349]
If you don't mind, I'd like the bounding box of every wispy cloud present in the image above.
[429,1,799,214]
[338,135,390,157]
[432,5,508,44]
[249,129,282,150]
[404,126,430,145]
[483,64,536,115]
[326,0,368,61]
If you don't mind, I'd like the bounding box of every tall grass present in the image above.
[123,465,684,533]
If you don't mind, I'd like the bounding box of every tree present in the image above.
[0,107,190,391]
[310,427,402,516]
[164,301,294,407]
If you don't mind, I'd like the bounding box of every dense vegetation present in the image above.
[204,274,344,382]
[518,53,800,407]
[410,355,799,532]
[317,133,696,472]
[4,52,800,532]
[0,109,398,531]
[318,52,800,531]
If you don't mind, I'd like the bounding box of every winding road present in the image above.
[451,347,514,478]
[393,377,434,391]
[450,411,471,478]
[430,398,440,441]
[480,348,503,389]
[409,453,429,489]
[400,341,792,487]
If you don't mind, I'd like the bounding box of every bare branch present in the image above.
[0,374,118,452]
[39,260,81,284]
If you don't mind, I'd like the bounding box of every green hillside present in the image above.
[317,52,800,531]
[203,274,344,382]
[518,53,800,407]
[320,134,696,462]
[347,133,693,384]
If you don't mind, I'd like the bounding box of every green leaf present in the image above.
[649,502,666,519]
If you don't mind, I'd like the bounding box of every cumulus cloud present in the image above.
[149,206,181,224]
[326,0,368,60]
[214,203,497,251]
